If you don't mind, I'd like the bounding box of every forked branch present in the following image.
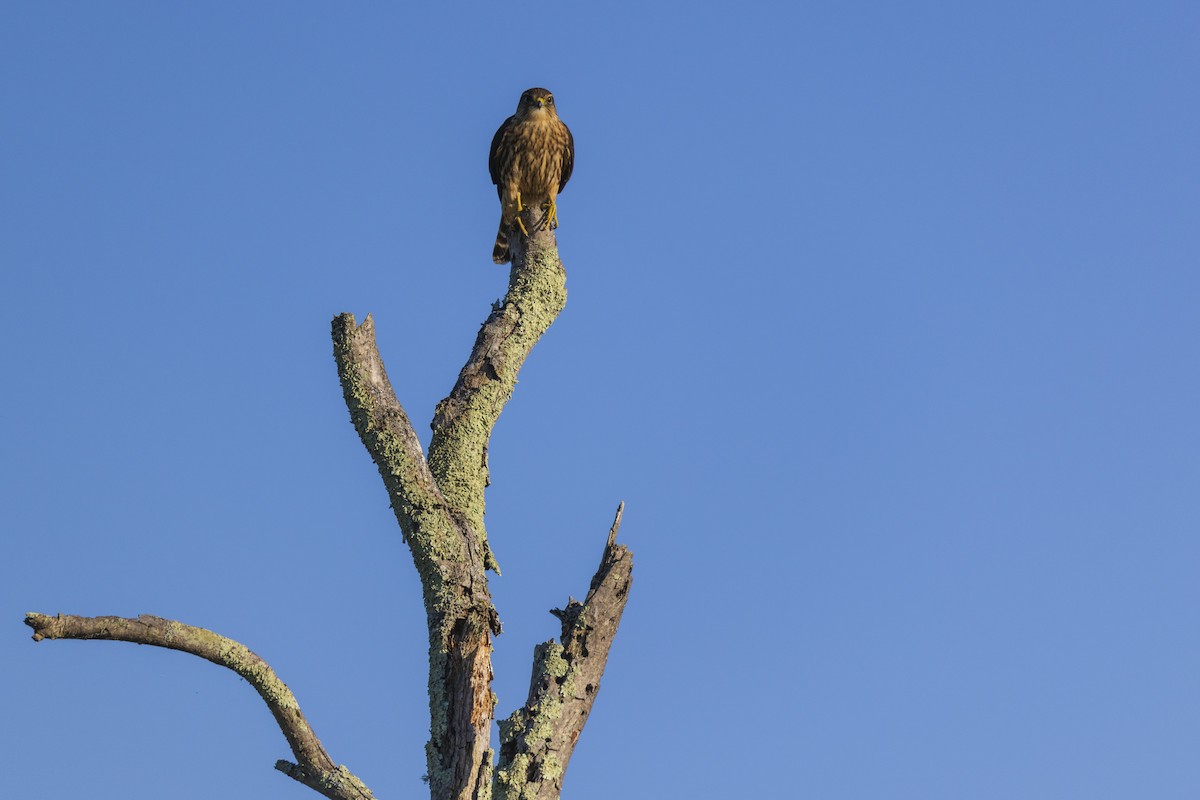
[331,212,567,800]
[21,185,628,800]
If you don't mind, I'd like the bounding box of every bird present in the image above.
[489,87,574,264]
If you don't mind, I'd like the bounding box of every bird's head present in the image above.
[517,87,558,119]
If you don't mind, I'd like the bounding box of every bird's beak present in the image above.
[535,97,547,108]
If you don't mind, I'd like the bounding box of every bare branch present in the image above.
[332,313,454,556]
[333,219,622,800]
[334,312,500,800]
[275,760,376,800]
[26,195,622,800]
[429,216,568,573]
[494,503,634,800]
[23,613,374,800]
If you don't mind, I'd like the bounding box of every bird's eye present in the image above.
[546,96,554,105]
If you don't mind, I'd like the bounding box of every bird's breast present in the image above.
[508,119,566,199]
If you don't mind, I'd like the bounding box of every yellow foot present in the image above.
[542,198,559,230]
[512,191,530,235]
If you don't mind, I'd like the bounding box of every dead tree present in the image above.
[25,207,633,800]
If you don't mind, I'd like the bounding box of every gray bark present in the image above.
[495,505,633,799]
[333,207,633,800]
[24,613,375,800]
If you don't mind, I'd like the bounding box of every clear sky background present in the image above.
[3,3,1198,798]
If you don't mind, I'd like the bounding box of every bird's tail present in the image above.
[492,222,510,264]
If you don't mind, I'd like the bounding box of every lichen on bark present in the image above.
[428,224,568,575]
[23,207,630,800]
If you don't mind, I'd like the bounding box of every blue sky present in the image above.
[3,3,1198,798]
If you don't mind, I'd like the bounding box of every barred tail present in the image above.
[492,222,510,264]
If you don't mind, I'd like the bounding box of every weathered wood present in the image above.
[333,314,498,800]
[24,613,375,800]
[495,504,634,800]
[331,209,568,800]
[23,203,631,800]
[428,207,568,575]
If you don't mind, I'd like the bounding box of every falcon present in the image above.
[489,88,574,264]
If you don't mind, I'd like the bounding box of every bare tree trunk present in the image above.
[23,207,633,800]
[333,209,633,800]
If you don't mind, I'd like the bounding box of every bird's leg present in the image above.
[509,191,527,235]
[541,194,559,230]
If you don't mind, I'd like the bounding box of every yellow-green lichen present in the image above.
[540,753,562,782]
[426,246,566,573]
[495,752,532,790]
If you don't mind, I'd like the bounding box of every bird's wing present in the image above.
[489,116,513,186]
[559,123,575,193]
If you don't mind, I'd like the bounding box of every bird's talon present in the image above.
[515,216,529,236]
